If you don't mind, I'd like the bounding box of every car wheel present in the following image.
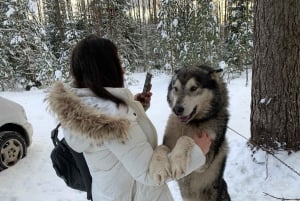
[0,131,27,171]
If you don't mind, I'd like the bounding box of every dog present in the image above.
[149,65,231,201]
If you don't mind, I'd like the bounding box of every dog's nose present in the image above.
[173,105,184,116]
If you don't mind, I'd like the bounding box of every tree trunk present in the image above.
[250,0,300,151]
[153,0,157,23]
[54,0,65,41]
[36,0,43,22]
[107,0,113,37]
[65,0,73,20]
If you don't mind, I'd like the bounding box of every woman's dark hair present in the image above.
[70,35,125,105]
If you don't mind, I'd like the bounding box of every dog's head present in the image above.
[167,65,227,123]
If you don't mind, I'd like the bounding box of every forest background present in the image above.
[0,0,253,90]
[1,1,300,199]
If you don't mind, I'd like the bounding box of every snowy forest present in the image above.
[0,0,253,90]
[1,1,300,199]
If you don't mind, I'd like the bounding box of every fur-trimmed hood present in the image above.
[46,81,131,143]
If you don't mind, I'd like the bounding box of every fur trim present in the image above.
[46,81,130,143]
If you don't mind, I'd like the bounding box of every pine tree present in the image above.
[43,0,65,58]
[100,0,142,71]
[156,0,181,72]
[224,0,253,74]
[157,0,221,72]
[186,0,221,67]
[0,0,57,90]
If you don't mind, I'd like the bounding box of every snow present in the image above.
[260,98,272,105]
[157,21,163,29]
[28,0,38,13]
[219,61,228,69]
[10,35,25,45]
[54,70,63,80]
[172,19,178,27]
[6,6,15,18]
[0,72,299,201]
[161,30,169,39]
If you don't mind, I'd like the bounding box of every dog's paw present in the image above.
[149,145,171,184]
[169,136,194,179]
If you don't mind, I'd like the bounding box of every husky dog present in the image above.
[150,65,231,201]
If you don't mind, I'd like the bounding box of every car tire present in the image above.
[0,131,27,171]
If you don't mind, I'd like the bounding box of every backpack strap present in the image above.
[51,123,61,147]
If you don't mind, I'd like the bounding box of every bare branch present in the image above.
[263,192,300,201]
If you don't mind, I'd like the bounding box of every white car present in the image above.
[0,96,33,171]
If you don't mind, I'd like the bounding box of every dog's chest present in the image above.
[164,114,212,149]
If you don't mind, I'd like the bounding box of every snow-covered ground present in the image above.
[0,72,299,201]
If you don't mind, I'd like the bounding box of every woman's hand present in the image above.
[134,84,152,111]
[193,130,212,155]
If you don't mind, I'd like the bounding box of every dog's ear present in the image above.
[214,69,223,73]
[209,68,223,84]
[208,68,223,75]
[197,65,222,75]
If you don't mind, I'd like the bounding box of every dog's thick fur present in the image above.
[150,65,231,201]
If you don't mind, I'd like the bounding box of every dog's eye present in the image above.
[190,86,197,92]
[173,87,178,92]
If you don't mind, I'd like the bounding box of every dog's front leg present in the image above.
[149,145,171,184]
[169,136,195,179]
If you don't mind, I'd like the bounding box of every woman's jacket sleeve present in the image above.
[103,121,206,186]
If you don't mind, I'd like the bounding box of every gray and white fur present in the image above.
[150,65,231,201]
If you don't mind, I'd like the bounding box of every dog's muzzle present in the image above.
[173,105,197,123]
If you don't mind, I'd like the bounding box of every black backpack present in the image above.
[50,124,92,200]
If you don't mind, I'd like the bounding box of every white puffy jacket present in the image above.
[47,81,205,201]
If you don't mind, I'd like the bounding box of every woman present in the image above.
[47,35,211,201]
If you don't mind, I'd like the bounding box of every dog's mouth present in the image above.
[178,106,197,123]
